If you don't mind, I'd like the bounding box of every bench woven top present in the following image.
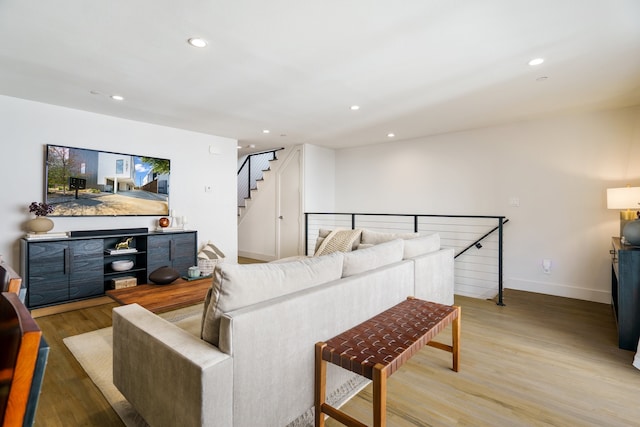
[321,298,458,379]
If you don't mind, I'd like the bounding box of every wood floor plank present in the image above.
[31,289,640,426]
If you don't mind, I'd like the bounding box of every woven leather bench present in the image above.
[315,297,461,427]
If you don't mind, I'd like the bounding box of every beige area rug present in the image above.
[63,304,204,427]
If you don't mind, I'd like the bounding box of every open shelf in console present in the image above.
[103,235,148,289]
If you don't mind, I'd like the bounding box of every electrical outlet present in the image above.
[204,185,212,193]
[542,259,552,274]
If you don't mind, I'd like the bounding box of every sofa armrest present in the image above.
[412,247,455,305]
[112,304,233,427]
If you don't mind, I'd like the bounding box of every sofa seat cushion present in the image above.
[342,239,404,278]
[201,252,344,347]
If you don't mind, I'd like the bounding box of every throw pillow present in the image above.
[313,229,333,253]
[197,242,226,276]
[198,241,225,260]
[201,252,344,347]
[341,239,404,278]
[314,229,362,256]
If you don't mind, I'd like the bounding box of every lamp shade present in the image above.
[607,187,640,209]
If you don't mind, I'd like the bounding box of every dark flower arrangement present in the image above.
[29,202,54,217]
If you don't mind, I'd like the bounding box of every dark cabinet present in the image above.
[21,230,197,309]
[610,237,640,351]
[26,239,103,307]
[147,232,197,281]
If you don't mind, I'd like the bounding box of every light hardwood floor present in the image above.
[32,290,640,426]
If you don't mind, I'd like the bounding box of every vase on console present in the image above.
[26,201,55,234]
[27,217,54,234]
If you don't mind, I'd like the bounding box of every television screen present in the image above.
[45,144,170,216]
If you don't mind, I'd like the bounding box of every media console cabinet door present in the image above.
[69,239,104,300]
[27,241,68,307]
[26,239,104,308]
[146,232,196,281]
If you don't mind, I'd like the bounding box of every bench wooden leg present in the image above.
[452,306,461,372]
[372,363,387,427]
[315,342,327,427]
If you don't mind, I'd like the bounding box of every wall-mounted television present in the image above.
[45,144,170,216]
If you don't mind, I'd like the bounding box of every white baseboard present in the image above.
[505,278,610,304]
[238,250,277,262]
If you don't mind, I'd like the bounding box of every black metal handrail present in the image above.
[237,148,284,207]
[304,212,508,305]
[453,218,509,306]
[237,148,284,174]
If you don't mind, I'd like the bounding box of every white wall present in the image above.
[0,95,238,270]
[303,144,336,213]
[333,106,640,303]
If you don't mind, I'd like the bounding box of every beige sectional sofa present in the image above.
[112,231,454,427]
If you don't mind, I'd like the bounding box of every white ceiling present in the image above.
[1,1,639,154]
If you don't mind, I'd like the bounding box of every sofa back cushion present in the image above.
[402,233,441,259]
[360,229,420,246]
[342,239,404,278]
[201,252,344,346]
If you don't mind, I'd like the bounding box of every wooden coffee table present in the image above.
[106,277,212,313]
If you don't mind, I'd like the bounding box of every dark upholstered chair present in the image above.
[0,292,49,427]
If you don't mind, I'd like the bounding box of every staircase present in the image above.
[237,148,283,219]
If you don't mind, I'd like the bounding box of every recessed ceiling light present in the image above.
[237,145,242,149]
[188,38,208,48]
[528,58,544,66]
[350,105,360,111]
[263,129,270,134]
[387,133,395,138]
[110,95,124,101]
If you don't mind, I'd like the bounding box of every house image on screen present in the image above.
[97,152,136,193]
[139,168,169,195]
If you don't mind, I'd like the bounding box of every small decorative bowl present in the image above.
[111,260,134,271]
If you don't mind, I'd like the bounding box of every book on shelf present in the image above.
[106,248,138,255]
[25,231,70,240]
